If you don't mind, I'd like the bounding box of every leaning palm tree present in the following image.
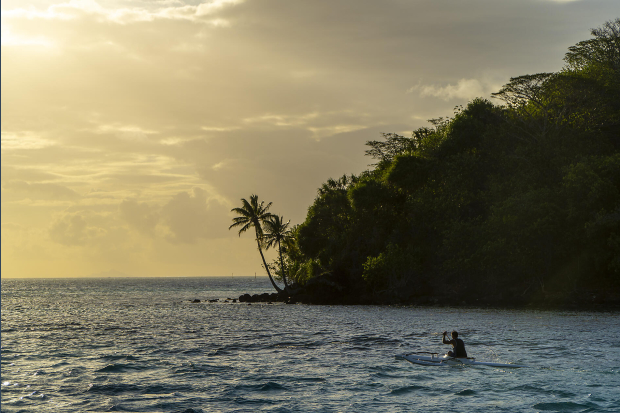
[229,195,283,293]
[262,215,292,291]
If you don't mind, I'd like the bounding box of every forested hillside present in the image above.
[280,19,620,307]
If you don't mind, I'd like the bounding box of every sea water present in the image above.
[2,277,619,412]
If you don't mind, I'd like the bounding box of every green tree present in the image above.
[564,18,620,74]
[365,133,416,166]
[362,243,424,302]
[229,195,283,293]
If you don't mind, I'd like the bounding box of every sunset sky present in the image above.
[1,0,617,278]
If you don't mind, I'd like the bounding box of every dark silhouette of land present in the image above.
[235,20,620,310]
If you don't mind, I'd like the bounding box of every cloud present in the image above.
[117,188,232,244]
[307,124,367,141]
[119,198,160,235]
[1,222,24,232]
[239,111,369,140]
[49,212,106,246]
[3,180,80,200]
[211,160,229,171]
[161,187,230,243]
[1,132,56,150]
[1,166,60,183]
[200,126,241,133]
[1,0,245,26]
[91,123,159,141]
[409,79,486,101]
[242,112,321,127]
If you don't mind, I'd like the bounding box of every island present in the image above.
[232,19,620,310]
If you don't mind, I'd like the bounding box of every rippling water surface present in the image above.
[2,277,619,412]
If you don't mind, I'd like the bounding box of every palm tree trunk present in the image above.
[277,240,290,291]
[256,238,283,293]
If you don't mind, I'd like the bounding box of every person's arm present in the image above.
[442,331,452,345]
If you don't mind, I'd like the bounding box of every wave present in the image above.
[272,340,326,349]
[349,335,403,346]
[86,382,192,395]
[140,384,194,394]
[295,377,326,383]
[95,363,150,373]
[86,383,143,395]
[228,382,289,393]
[173,363,233,375]
[389,385,427,395]
[258,382,287,392]
[532,401,596,411]
[511,384,576,398]
[98,354,140,362]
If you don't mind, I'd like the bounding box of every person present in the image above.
[442,330,467,358]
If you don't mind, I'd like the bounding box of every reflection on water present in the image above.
[2,277,619,412]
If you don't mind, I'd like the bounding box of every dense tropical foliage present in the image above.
[279,20,620,306]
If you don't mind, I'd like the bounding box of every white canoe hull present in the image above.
[396,353,526,368]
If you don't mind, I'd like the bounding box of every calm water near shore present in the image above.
[2,277,619,412]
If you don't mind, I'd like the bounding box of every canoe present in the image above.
[396,352,526,368]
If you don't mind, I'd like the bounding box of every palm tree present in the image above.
[263,215,292,291]
[229,195,283,293]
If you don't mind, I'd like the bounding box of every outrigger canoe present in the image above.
[396,352,526,368]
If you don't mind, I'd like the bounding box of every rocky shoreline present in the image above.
[188,290,620,311]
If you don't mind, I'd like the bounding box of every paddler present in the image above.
[442,330,467,358]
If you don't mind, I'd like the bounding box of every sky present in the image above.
[2,0,618,278]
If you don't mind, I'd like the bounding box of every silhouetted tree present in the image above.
[263,215,292,291]
[229,195,282,293]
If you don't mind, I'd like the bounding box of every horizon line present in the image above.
[1,275,270,280]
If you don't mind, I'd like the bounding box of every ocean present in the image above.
[2,277,619,412]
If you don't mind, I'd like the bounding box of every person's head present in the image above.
[451,331,458,339]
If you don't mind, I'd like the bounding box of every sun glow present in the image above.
[0,25,55,47]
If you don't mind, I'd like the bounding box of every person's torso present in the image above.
[453,338,467,357]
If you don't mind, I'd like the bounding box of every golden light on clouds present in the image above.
[1,0,616,277]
